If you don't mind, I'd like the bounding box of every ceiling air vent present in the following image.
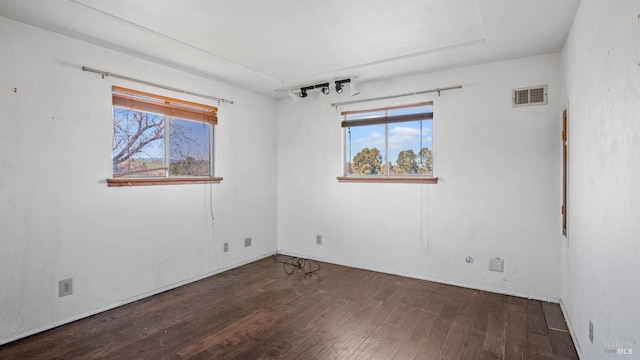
[512,85,548,107]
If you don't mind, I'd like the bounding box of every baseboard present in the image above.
[276,251,560,303]
[559,298,585,359]
[0,251,276,346]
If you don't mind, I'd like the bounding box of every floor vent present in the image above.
[512,85,548,107]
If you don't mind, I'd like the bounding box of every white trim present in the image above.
[560,298,584,359]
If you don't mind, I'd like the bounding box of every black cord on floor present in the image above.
[273,255,320,277]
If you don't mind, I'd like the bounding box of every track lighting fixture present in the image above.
[290,79,359,100]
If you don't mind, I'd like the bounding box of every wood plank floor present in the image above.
[0,256,579,360]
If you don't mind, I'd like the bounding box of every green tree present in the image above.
[352,148,382,175]
[395,149,418,174]
[418,147,433,175]
[380,161,393,175]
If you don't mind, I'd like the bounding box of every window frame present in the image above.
[562,108,568,236]
[108,86,222,187]
[338,102,438,184]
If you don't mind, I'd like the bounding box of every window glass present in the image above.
[346,124,385,175]
[343,103,433,177]
[112,110,213,178]
[388,120,432,176]
[112,108,166,177]
[169,118,211,176]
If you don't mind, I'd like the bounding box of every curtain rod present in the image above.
[330,85,462,108]
[82,66,234,105]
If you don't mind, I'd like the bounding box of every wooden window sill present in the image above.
[107,177,223,187]
[337,176,438,184]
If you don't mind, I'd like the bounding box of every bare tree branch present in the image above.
[112,111,164,169]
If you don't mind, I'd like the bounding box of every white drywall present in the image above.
[560,1,640,358]
[0,18,277,344]
[277,54,563,301]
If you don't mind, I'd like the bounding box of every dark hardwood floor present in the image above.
[0,256,579,360]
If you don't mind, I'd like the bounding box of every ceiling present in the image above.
[0,0,580,98]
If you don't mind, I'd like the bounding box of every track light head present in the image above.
[299,85,314,98]
[335,79,353,95]
[314,83,330,95]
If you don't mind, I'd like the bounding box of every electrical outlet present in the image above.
[59,278,73,297]
[489,258,504,272]
[244,237,252,247]
[589,320,593,343]
[316,234,322,245]
[223,242,229,252]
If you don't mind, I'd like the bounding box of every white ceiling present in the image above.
[0,0,580,97]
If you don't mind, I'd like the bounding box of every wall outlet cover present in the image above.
[244,237,252,247]
[223,242,229,252]
[59,278,73,297]
[316,235,322,245]
[489,258,504,272]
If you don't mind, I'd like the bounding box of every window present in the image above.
[339,102,437,184]
[108,86,222,187]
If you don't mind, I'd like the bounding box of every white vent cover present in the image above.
[512,85,548,107]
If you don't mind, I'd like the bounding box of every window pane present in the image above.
[169,118,210,176]
[112,108,166,177]
[388,120,433,176]
[345,124,386,175]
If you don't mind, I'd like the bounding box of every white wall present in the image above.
[560,1,640,358]
[0,18,277,344]
[277,54,563,301]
